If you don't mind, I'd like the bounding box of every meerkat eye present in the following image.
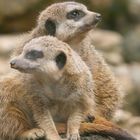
[55,52,67,69]
[67,9,86,21]
[25,50,44,60]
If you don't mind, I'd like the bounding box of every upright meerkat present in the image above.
[14,2,122,120]
[0,36,95,140]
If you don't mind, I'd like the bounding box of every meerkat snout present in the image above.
[10,58,26,70]
[94,13,102,24]
[10,59,16,68]
[10,55,41,73]
[10,58,26,71]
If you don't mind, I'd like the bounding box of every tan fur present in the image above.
[0,73,46,140]
[13,1,122,120]
[0,36,95,140]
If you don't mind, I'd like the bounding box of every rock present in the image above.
[0,58,11,76]
[90,135,114,140]
[123,26,140,62]
[0,34,27,56]
[130,63,140,90]
[125,63,140,115]
[113,64,134,94]
[91,29,123,52]
[62,134,114,140]
[80,135,114,140]
[90,29,124,65]
[113,64,140,115]
[101,51,123,66]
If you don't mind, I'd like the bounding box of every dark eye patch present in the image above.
[45,19,56,36]
[66,9,86,21]
[55,52,67,69]
[25,50,44,60]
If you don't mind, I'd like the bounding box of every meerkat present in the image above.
[13,1,122,120]
[0,36,96,140]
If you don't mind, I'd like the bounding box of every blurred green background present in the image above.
[0,0,140,138]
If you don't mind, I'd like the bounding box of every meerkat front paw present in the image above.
[67,132,80,140]
[18,128,45,140]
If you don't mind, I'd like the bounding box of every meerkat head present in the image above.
[32,2,101,42]
[10,36,84,80]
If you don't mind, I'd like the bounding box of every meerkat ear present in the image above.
[45,19,56,36]
[55,52,67,69]
[68,51,85,74]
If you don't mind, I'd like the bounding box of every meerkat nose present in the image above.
[95,13,102,22]
[10,60,17,68]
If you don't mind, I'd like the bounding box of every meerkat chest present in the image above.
[44,81,76,100]
[49,99,78,123]
[44,83,81,122]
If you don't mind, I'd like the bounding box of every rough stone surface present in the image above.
[102,52,123,66]
[0,58,11,76]
[113,64,140,116]
[91,29,123,52]
[0,34,21,55]
[90,29,124,65]
[124,64,140,116]
[123,26,140,62]
[113,64,134,94]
